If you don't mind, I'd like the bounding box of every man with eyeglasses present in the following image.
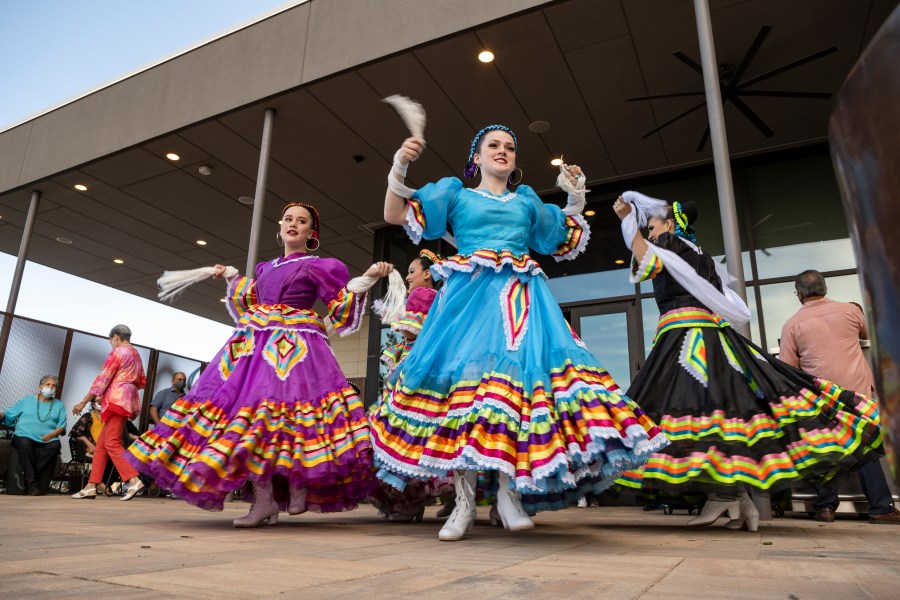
[780,269,900,525]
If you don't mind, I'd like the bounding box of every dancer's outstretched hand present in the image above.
[561,163,584,187]
[613,196,632,220]
[364,262,394,278]
[397,137,426,165]
[212,264,228,279]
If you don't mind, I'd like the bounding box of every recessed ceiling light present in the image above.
[74,184,88,191]
[238,196,254,205]
[113,258,124,264]
[615,259,625,265]
[584,209,596,217]
[166,152,180,161]
[529,120,550,134]
[478,50,494,63]
[56,237,73,244]
[278,220,283,225]
[219,298,227,302]
[196,240,207,246]
[198,165,213,176]
[550,158,563,167]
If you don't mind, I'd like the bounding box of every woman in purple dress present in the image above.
[128,202,390,527]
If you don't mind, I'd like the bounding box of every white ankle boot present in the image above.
[496,473,535,531]
[288,488,307,515]
[438,471,476,541]
[233,481,279,528]
[725,491,760,532]
[686,494,739,527]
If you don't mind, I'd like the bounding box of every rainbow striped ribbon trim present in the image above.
[655,307,730,341]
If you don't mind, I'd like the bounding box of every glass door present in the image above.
[569,301,644,390]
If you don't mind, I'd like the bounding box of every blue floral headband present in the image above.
[464,125,518,179]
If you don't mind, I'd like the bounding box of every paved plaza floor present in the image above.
[2,494,899,599]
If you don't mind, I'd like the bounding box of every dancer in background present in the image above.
[371,123,668,541]
[612,193,882,531]
[369,249,455,522]
[129,202,392,527]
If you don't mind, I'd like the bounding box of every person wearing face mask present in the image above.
[612,192,882,532]
[1,375,66,495]
[127,202,391,527]
[149,372,187,426]
[70,324,147,501]
[373,125,669,542]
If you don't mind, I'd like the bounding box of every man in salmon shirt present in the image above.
[780,270,899,524]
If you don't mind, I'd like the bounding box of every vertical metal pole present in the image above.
[0,190,41,373]
[693,0,751,339]
[6,190,41,314]
[246,108,277,274]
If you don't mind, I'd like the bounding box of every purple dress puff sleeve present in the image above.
[224,275,259,324]
[311,257,367,337]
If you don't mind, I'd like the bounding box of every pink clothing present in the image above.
[779,297,875,394]
[405,286,438,314]
[88,413,139,483]
[90,345,146,419]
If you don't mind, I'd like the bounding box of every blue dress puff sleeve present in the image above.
[405,177,464,244]
[519,185,590,260]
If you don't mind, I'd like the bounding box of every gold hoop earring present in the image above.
[511,168,523,186]
[275,232,283,247]
[305,236,320,252]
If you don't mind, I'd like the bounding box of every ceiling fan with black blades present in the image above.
[629,25,837,152]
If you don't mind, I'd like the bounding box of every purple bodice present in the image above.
[253,253,348,309]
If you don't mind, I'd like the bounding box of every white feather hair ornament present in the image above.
[382,95,426,138]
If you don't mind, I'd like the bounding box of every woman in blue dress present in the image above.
[370,125,669,541]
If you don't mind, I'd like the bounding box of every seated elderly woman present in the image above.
[0,375,66,495]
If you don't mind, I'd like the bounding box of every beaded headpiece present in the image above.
[281,202,320,238]
[418,249,442,265]
[672,201,697,243]
[464,125,518,180]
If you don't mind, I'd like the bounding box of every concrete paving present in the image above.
[2,495,899,599]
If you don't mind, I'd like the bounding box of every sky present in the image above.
[0,1,302,359]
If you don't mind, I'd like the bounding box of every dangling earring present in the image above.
[275,232,283,247]
[305,233,320,252]
[510,167,524,186]
[473,164,480,178]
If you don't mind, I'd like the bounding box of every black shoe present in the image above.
[26,481,40,496]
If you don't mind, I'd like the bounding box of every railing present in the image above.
[0,311,205,460]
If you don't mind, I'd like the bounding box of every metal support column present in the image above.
[6,190,41,314]
[0,190,41,372]
[694,1,768,519]
[246,108,277,274]
[692,0,750,338]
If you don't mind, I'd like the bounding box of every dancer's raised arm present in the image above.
[384,136,426,224]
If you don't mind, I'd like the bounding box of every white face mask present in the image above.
[40,387,55,399]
